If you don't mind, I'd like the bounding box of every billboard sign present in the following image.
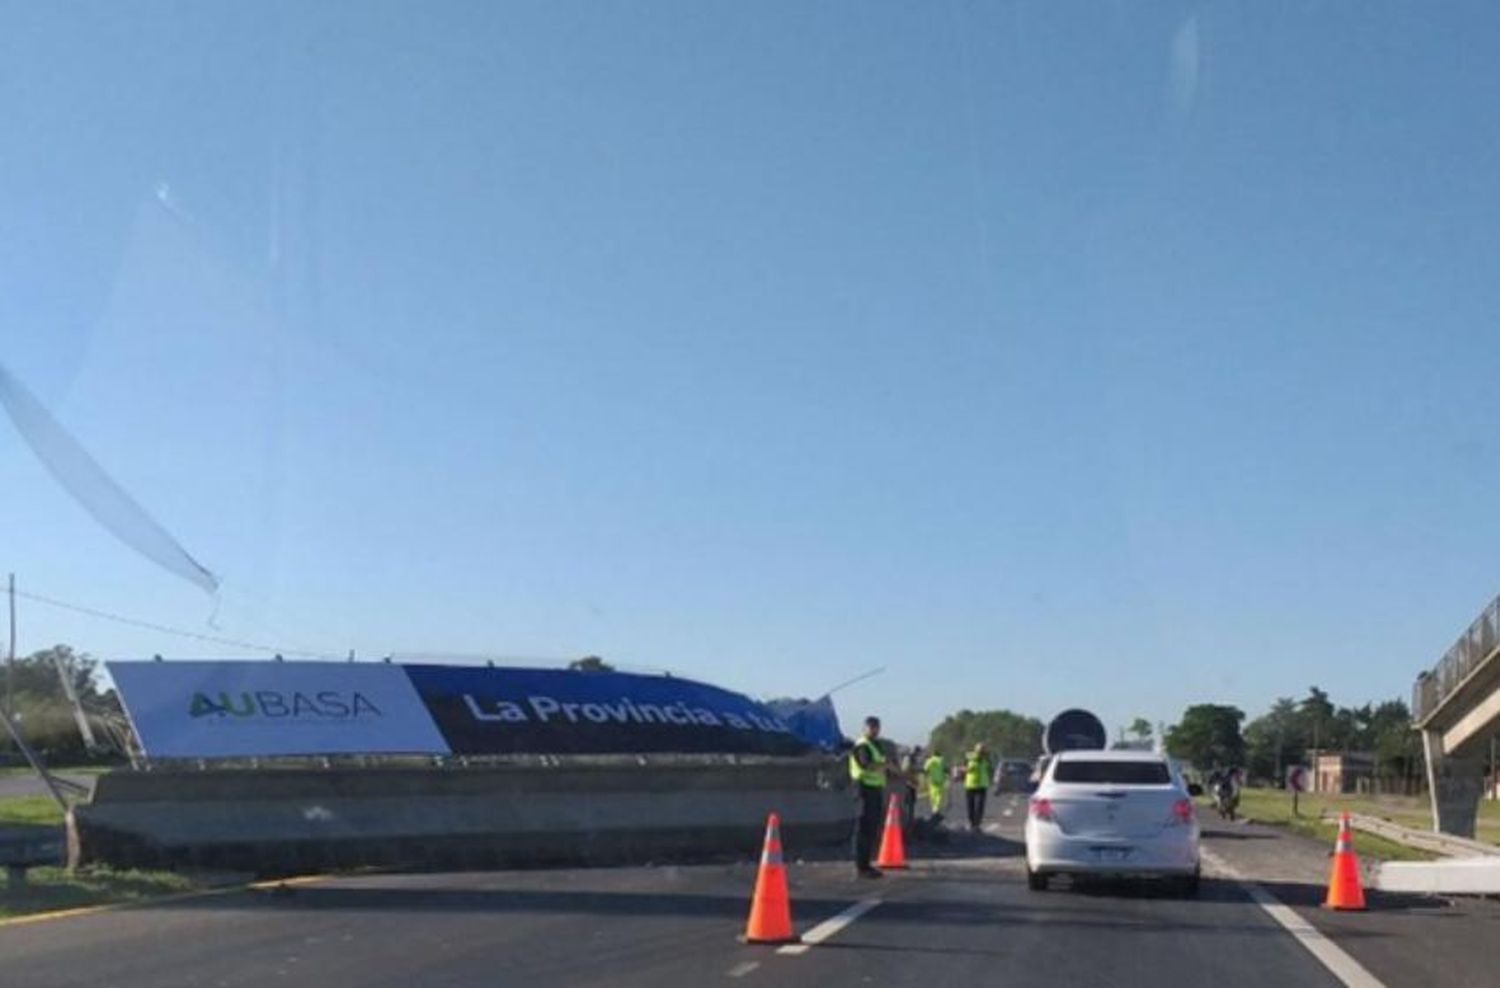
[764,696,843,751]
[108,660,815,759]
[108,660,450,758]
[404,665,811,756]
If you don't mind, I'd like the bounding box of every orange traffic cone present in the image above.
[1323,811,1366,911]
[743,813,799,944]
[875,792,909,870]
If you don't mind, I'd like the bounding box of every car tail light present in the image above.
[1169,798,1194,825]
[1029,797,1055,821]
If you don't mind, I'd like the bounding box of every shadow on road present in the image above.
[813,940,1014,959]
[1253,878,1449,914]
[913,828,1024,861]
[1062,875,1224,900]
[1200,829,1277,842]
[154,873,1409,942]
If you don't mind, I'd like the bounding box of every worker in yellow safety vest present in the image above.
[848,715,893,878]
[923,751,948,821]
[963,743,995,832]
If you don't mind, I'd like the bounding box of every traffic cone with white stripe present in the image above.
[875,792,909,869]
[1323,811,1366,911]
[742,813,799,944]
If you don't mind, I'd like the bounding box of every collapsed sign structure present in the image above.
[107,660,813,759]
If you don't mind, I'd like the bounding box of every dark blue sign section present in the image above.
[764,696,843,751]
[404,666,814,756]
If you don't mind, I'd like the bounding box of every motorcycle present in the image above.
[1212,777,1240,822]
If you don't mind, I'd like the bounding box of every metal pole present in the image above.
[52,649,97,753]
[821,666,887,698]
[6,572,15,719]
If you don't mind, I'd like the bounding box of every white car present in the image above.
[1024,749,1200,895]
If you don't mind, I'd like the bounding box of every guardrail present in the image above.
[1334,811,1500,858]
[1413,591,1500,724]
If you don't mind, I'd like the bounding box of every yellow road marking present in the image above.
[0,873,333,928]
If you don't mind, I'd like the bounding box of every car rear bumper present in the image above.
[1025,822,1200,876]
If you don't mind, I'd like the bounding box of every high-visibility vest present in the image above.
[848,738,886,788]
[964,753,992,790]
[924,755,946,786]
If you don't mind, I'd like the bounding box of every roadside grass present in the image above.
[1,791,225,920]
[0,866,200,920]
[0,766,112,778]
[0,794,66,826]
[1218,788,1466,862]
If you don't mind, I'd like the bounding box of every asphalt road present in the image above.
[4,796,1498,987]
[0,771,90,799]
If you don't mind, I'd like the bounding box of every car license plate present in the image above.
[1093,847,1131,863]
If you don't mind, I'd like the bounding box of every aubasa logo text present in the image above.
[189,690,383,719]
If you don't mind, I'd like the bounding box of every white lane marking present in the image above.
[1201,848,1384,988]
[726,961,760,978]
[775,896,882,956]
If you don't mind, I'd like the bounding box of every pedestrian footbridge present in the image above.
[1413,591,1500,836]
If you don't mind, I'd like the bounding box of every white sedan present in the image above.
[1024,749,1201,895]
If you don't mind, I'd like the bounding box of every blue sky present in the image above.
[3,2,1500,743]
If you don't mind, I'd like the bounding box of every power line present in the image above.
[13,588,342,660]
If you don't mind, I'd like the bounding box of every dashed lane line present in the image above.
[775,896,883,956]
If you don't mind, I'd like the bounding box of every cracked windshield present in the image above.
[4,3,1500,986]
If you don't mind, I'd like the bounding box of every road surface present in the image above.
[3,794,1497,987]
[0,771,91,800]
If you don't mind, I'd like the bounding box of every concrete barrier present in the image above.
[1375,858,1500,895]
[73,757,853,875]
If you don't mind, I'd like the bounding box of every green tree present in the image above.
[1367,699,1418,778]
[567,655,614,672]
[1127,717,1153,743]
[1300,686,1334,752]
[1165,704,1245,770]
[927,709,1044,762]
[1,645,120,759]
[4,644,107,706]
[1243,697,1303,783]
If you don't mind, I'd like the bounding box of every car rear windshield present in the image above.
[1052,760,1171,784]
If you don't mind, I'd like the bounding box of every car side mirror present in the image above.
[1187,783,1203,798]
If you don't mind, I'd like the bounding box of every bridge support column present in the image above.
[1424,729,1485,837]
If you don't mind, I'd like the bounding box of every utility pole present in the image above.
[6,572,15,719]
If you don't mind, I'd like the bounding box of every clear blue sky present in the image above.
[4,2,1500,743]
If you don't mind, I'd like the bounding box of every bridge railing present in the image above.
[1415,592,1500,724]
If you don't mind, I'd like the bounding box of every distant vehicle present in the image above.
[993,759,1034,793]
[1024,749,1201,895]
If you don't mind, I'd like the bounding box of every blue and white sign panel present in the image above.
[108,661,450,758]
[107,660,816,759]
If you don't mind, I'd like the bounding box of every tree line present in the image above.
[926,709,1044,760]
[0,644,124,761]
[1164,686,1421,784]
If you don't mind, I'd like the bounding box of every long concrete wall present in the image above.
[72,757,854,875]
